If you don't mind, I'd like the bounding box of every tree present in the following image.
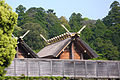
[0,0,18,76]
[14,6,67,52]
[49,22,66,38]
[13,25,22,37]
[83,17,90,21]
[44,12,66,38]
[103,1,120,26]
[93,38,119,60]
[81,26,94,45]
[60,16,71,31]
[102,1,120,60]
[110,1,120,9]
[20,22,47,52]
[60,16,68,24]
[93,19,107,38]
[16,5,26,14]
[69,12,83,32]
[81,18,120,60]
[47,9,56,15]
[16,5,26,26]
[104,24,120,52]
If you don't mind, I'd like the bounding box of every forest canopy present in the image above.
[14,1,120,60]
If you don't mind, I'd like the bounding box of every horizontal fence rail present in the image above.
[5,58,120,78]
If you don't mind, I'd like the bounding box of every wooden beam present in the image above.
[71,41,74,59]
[74,41,84,59]
[61,24,70,34]
[20,30,30,39]
[15,46,19,58]
[40,34,48,43]
[56,41,71,57]
[77,25,86,34]
[69,42,72,59]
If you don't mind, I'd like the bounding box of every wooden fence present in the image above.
[5,58,120,78]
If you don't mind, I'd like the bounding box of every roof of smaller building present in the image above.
[18,38,39,58]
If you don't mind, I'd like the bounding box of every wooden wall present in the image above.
[73,50,81,59]
[17,52,24,59]
[16,48,25,59]
[60,50,70,59]
[59,43,81,59]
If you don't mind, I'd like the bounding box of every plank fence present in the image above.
[5,58,120,78]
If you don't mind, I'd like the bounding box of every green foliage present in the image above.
[81,19,120,60]
[60,16,71,31]
[102,1,120,60]
[15,6,66,52]
[60,16,68,24]
[83,17,90,21]
[69,12,83,32]
[103,1,120,26]
[13,25,22,37]
[20,22,47,51]
[93,19,107,37]
[14,1,120,60]
[47,9,56,15]
[0,0,17,76]
[93,38,119,60]
[16,5,26,26]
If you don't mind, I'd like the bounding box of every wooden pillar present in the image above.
[69,42,72,59]
[15,46,18,58]
[69,41,74,59]
[71,42,74,59]
[81,52,83,60]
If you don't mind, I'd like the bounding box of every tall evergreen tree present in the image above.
[69,12,83,32]
[16,5,26,26]
[103,1,120,26]
[94,38,119,60]
[93,19,107,38]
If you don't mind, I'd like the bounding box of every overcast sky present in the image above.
[6,0,120,20]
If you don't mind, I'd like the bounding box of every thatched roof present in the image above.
[37,38,71,58]
[75,37,98,58]
[37,33,98,59]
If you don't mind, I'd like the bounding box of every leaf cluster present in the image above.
[0,0,18,76]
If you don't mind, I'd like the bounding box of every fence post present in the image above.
[96,61,97,78]
[107,61,109,78]
[38,60,40,77]
[62,60,64,77]
[74,60,75,78]
[118,62,120,78]
[51,60,52,76]
[26,58,28,76]
[85,61,87,78]
[14,59,16,76]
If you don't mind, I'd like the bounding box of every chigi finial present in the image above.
[40,24,86,45]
